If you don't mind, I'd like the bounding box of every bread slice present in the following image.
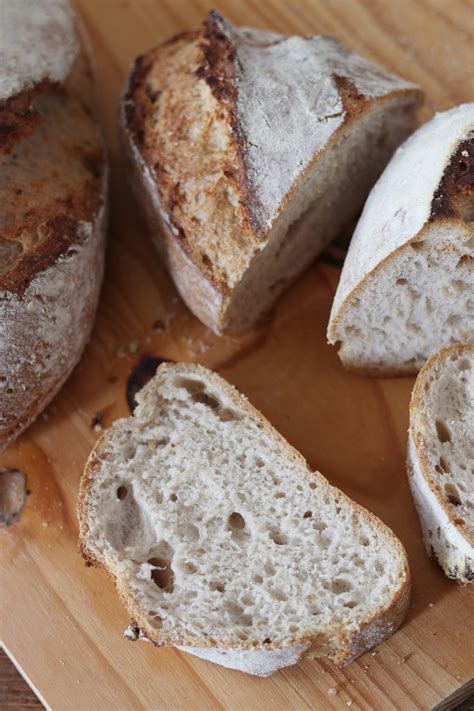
[120,10,421,335]
[78,363,410,677]
[408,345,473,583]
[0,1,107,451]
[328,103,474,375]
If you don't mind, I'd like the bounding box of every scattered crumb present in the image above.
[91,411,103,432]
[346,701,353,707]
[327,687,338,697]
[128,340,138,354]
[370,651,378,656]
[152,319,166,333]
[428,602,434,607]
[398,653,412,665]
[42,521,49,528]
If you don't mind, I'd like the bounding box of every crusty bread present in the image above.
[408,344,473,583]
[78,363,410,677]
[0,0,107,451]
[121,10,421,335]
[328,103,474,375]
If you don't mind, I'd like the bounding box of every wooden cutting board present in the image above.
[1,1,473,709]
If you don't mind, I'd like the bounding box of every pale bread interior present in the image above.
[412,346,474,539]
[333,225,474,373]
[80,364,408,659]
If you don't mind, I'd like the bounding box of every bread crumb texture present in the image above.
[409,344,474,582]
[79,364,409,672]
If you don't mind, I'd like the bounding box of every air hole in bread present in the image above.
[410,240,425,252]
[210,581,225,593]
[177,523,199,541]
[303,511,312,518]
[344,600,358,609]
[396,277,408,285]
[271,589,288,601]
[254,457,265,468]
[253,574,263,584]
[269,530,287,546]
[170,493,178,502]
[116,486,128,500]
[263,637,272,644]
[456,254,472,269]
[147,612,163,628]
[264,563,275,576]
[454,518,465,526]
[435,419,451,443]
[228,512,245,530]
[445,483,462,507]
[275,491,285,499]
[312,520,327,532]
[332,578,352,594]
[309,482,317,490]
[375,560,384,574]
[361,536,370,547]
[458,358,471,371]
[149,557,174,592]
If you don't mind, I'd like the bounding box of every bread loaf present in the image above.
[121,10,421,334]
[0,0,108,450]
[328,103,474,375]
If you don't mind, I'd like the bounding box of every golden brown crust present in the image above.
[0,51,105,295]
[78,363,410,662]
[409,343,474,549]
[122,12,422,333]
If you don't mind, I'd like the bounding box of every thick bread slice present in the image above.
[121,10,421,335]
[328,103,474,375]
[408,344,473,583]
[0,1,107,451]
[78,363,410,677]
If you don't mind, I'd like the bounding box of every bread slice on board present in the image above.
[408,344,473,583]
[328,103,474,375]
[0,0,108,451]
[120,10,421,335]
[78,363,410,677]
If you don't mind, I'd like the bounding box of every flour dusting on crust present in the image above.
[217,15,417,232]
[0,0,78,101]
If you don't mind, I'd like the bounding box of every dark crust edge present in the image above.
[77,362,411,664]
[430,136,474,220]
[0,103,106,295]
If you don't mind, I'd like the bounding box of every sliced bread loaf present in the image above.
[121,10,421,335]
[0,0,107,451]
[328,103,474,375]
[408,344,473,583]
[78,363,410,677]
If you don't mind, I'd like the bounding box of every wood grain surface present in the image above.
[1,1,474,709]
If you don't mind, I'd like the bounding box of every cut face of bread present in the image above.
[408,345,473,582]
[78,364,410,676]
[328,103,474,375]
[121,10,421,334]
[0,4,107,451]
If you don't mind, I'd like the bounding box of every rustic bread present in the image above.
[78,363,410,677]
[121,10,421,335]
[0,0,107,451]
[408,344,473,583]
[328,103,474,375]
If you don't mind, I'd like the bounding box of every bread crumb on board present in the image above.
[328,687,338,697]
